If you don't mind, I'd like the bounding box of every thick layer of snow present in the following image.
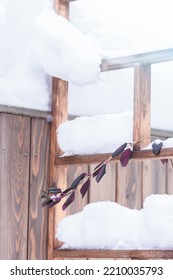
[33,9,101,85]
[69,61,173,132]
[70,0,173,56]
[56,194,173,249]
[0,0,173,133]
[58,114,173,155]
[68,69,134,116]
[0,0,7,24]
[58,111,133,155]
[0,0,101,110]
[0,0,51,110]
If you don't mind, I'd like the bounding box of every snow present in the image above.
[0,0,51,110]
[144,138,173,150]
[58,111,133,155]
[68,68,134,116]
[0,0,173,133]
[56,194,173,249]
[32,9,101,85]
[70,0,173,56]
[0,0,7,24]
[0,0,101,110]
[58,112,173,156]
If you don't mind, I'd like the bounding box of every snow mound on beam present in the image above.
[56,194,173,249]
[57,111,133,155]
[32,9,101,85]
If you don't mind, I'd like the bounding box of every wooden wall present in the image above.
[67,160,173,215]
[0,112,50,260]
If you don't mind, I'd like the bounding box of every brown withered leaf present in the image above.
[120,148,132,167]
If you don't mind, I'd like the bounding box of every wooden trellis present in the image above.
[49,0,173,259]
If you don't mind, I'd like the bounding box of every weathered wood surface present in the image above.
[89,163,116,203]
[133,64,151,147]
[66,165,89,215]
[167,160,173,194]
[28,118,50,260]
[0,114,30,259]
[48,0,69,259]
[116,162,142,209]
[0,113,50,260]
[53,249,173,259]
[142,160,167,200]
[0,104,50,118]
[55,148,173,165]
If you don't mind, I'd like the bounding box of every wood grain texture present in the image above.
[48,0,69,259]
[55,148,173,165]
[89,163,116,203]
[28,118,50,260]
[0,114,30,259]
[53,249,173,259]
[133,63,151,147]
[0,104,50,119]
[116,162,142,209]
[142,160,166,201]
[166,160,173,194]
[66,165,89,215]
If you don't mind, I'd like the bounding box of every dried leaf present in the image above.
[70,172,87,190]
[92,162,104,177]
[120,148,132,167]
[111,142,127,158]
[62,191,75,210]
[170,159,173,168]
[42,199,53,207]
[95,163,106,182]
[152,142,163,155]
[80,178,90,198]
[161,158,168,165]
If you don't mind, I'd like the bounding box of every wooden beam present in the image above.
[53,249,173,259]
[101,48,173,72]
[55,148,173,166]
[48,0,69,260]
[151,128,173,139]
[0,104,50,119]
[133,64,151,147]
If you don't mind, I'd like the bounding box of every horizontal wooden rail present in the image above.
[0,104,51,119]
[53,249,173,259]
[55,147,173,165]
[101,48,173,71]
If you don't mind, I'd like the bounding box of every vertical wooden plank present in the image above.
[89,163,116,203]
[48,0,69,260]
[28,118,50,260]
[142,160,167,201]
[0,114,30,259]
[166,161,173,194]
[116,162,142,209]
[133,63,151,147]
[66,165,89,215]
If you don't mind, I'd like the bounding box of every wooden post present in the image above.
[133,63,151,146]
[133,63,151,207]
[48,0,69,260]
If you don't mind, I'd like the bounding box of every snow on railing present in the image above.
[101,48,173,71]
